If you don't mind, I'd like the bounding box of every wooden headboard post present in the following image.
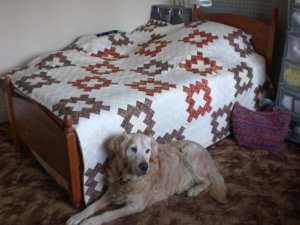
[192,5,278,82]
[192,4,198,21]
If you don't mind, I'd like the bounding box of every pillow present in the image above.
[231,102,291,150]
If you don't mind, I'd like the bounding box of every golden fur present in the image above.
[66,133,227,225]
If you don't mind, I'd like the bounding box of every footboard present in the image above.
[4,76,82,208]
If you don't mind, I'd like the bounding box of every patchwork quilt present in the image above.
[4,19,271,204]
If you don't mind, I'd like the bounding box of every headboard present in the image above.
[192,5,277,79]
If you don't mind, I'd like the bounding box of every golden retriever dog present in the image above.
[66,133,228,225]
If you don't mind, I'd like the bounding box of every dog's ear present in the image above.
[107,133,128,155]
[150,137,158,162]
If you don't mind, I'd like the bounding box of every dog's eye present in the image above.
[130,147,137,153]
[146,149,150,154]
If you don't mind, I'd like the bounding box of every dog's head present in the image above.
[108,133,158,176]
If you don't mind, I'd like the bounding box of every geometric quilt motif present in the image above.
[224,30,254,58]
[8,18,273,207]
[108,32,133,46]
[135,40,171,57]
[253,80,274,110]
[91,47,128,60]
[132,19,168,33]
[52,94,110,125]
[156,126,185,144]
[149,33,167,41]
[210,102,233,143]
[7,65,29,76]
[84,160,109,205]
[84,61,123,76]
[64,43,85,53]
[183,79,212,123]
[180,52,222,76]
[184,20,205,28]
[229,62,253,97]
[35,52,74,70]
[15,71,60,94]
[179,30,218,48]
[125,78,176,96]
[118,98,155,136]
[68,76,117,92]
[131,59,174,76]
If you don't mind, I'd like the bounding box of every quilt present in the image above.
[4,19,271,204]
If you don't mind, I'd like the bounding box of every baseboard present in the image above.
[0,108,8,123]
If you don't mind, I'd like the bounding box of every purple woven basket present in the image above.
[231,102,291,150]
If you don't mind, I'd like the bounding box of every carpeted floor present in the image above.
[1,122,300,225]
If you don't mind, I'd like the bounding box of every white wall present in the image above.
[0,0,171,122]
[0,0,172,75]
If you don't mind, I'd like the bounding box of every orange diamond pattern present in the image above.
[84,61,123,75]
[125,78,176,96]
[183,79,212,123]
[91,47,128,60]
[68,76,117,92]
[180,52,222,76]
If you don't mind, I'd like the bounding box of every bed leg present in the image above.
[64,113,82,209]
[3,76,20,150]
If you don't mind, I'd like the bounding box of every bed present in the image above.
[2,6,277,208]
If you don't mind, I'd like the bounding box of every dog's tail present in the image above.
[209,165,228,204]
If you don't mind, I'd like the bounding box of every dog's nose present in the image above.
[139,162,149,172]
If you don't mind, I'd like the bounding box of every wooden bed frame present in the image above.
[3,6,277,209]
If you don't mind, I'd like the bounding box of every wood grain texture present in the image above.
[4,76,82,208]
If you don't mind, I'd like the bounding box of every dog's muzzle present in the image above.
[138,162,149,175]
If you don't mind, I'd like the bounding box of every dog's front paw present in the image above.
[187,187,201,197]
[65,214,84,225]
[80,218,100,225]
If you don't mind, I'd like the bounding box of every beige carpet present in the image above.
[0,123,300,225]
